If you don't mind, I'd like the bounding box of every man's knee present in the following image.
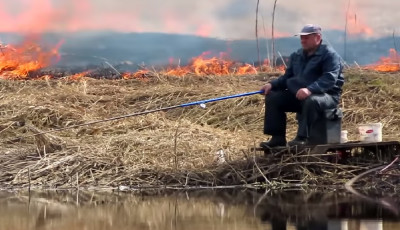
[303,94,337,111]
[266,91,286,106]
[303,95,320,109]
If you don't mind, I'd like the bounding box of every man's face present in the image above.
[300,33,321,51]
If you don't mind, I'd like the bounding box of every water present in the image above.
[0,189,399,230]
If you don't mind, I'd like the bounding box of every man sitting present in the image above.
[260,24,344,148]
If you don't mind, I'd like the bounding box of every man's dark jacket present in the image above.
[269,42,344,102]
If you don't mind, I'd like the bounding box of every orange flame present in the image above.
[164,67,191,76]
[0,39,287,80]
[122,70,150,81]
[366,49,400,72]
[162,52,263,77]
[66,71,91,81]
[0,39,62,79]
[238,64,258,75]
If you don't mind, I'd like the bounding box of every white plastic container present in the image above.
[340,130,348,143]
[359,220,383,230]
[358,123,382,142]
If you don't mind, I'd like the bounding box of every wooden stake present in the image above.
[271,0,278,68]
[256,0,261,69]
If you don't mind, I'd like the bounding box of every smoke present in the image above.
[0,0,398,70]
[0,0,398,39]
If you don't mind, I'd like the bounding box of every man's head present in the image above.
[296,24,322,52]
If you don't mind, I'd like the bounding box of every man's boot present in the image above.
[260,136,287,148]
[288,136,308,146]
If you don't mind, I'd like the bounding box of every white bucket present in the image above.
[340,130,348,143]
[358,123,382,142]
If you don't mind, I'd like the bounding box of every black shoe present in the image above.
[260,136,287,148]
[288,136,308,146]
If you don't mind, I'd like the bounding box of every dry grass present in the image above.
[0,69,399,189]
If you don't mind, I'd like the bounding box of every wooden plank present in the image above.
[253,141,400,155]
[311,141,400,149]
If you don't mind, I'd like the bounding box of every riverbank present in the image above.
[0,69,399,190]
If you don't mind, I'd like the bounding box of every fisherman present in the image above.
[260,24,344,148]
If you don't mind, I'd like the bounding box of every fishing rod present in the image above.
[21,90,264,137]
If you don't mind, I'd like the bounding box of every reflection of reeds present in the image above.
[0,70,400,189]
[0,190,399,230]
[0,191,266,230]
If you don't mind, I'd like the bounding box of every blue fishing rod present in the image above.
[31,90,264,136]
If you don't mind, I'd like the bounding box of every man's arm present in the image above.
[269,53,295,90]
[306,51,341,93]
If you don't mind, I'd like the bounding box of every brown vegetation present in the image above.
[0,69,399,189]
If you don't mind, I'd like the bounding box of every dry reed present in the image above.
[0,70,399,190]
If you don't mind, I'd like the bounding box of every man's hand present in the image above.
[296,88,312,100]
[260,83,272,95]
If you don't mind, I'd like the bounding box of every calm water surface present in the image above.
[0,189,399,230]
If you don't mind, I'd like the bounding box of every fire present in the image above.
[192,56,229,76]
[0,39,62,79]
[164,67,191,77]
[238,64,258,75]
[66,71,91,81]
[0,40,286,80]
[162,52,260,77]
[366,49,400,72]
[122,70,151,81]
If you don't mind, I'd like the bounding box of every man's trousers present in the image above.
[264,90,338,138]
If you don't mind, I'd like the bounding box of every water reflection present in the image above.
[253,190,400,230]
[0,189,398,230]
